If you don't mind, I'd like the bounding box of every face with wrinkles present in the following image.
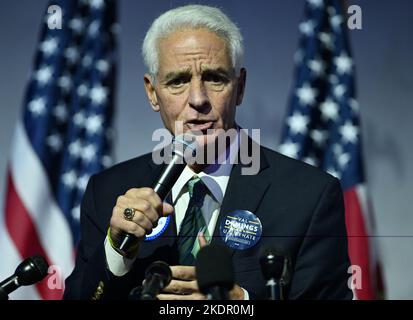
[144,28,246,149]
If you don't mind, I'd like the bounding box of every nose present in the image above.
[188,79,210,113]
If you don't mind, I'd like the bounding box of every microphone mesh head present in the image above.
[16,254,49,286]
[145,261,172,288]
[259,246,285,280]
[196,244,234,294]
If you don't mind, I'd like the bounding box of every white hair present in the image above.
[142,4,244,81]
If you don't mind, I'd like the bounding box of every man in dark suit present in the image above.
[64,4,352,300]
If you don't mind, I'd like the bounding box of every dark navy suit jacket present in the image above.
[64,140,352,300]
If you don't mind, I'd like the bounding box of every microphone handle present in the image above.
[266,279,280,300]
[0,275,19,295]
[0,287,9,301]
[117,158,185,255]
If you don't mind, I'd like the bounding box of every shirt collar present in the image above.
[171,128,240,204]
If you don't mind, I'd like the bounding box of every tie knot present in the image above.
[187,177,208,206]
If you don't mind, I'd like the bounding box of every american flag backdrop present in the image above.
[279,0,383,299]
[0,0,117,299]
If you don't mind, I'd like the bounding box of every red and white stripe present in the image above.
[344,184,382,300]
[0,121,74,300]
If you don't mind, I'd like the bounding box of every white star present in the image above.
[46,134,63,152]
[64,47,79,64]
[327,6,336,16]
[329,74,339,85]
[69,17,85,34]
[96,59,110,74]
[88,21,100,36]
[77,84,89,97]
[34,66,53,85]
[308,58,325,77]
[53,103,68,122]
[296,83,318,106]
[330,15,343,30]
[28,97,46,116]
[68,139,83,158]
[279,141,300,159]
[339,121,358,143]
[62,170,77,189]
[338,153,351,169]
[77,174,90,191]
[90,0,105,9]
[287,112,309,135]
[333,143,344,156]
[85,114,103,134]
[102,155,113,168]
[319,32,334,50]
[334,84,346,98]
[310,129,328,147]
[82,55,93,68]
[58,75,72,92]
[320,99,339,121]
[40,38,58,56]
[307,0,323,8]
[89,84,108,105]
[73,112,86,127]
[327,167,341,179]
[334,52,353,74]
[82,144,97,163]
[299,20,315,36]
[349,98,359,113]
[294,50,303,64]
[71,205,81,221]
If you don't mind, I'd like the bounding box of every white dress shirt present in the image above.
[104,129,249,299]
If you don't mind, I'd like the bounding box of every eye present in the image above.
[167,75,190,88]
[203,73,228,84]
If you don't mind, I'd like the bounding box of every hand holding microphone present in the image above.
[109,135,198,257]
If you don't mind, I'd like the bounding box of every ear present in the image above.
[235,68,247,106]
[144,73,160,112]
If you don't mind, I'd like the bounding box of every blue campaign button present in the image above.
[219,210,262,250]
[145,215,171,241]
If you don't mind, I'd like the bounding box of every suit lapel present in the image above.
[211,138,271,256]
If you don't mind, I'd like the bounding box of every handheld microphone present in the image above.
[140,261,172,300]
[0,254,49,300]
[196,244,234,300]
[118,134,198,255]
[259,246,291,300]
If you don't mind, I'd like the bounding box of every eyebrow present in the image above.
[162,67,234,83]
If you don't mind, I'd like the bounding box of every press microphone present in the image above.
[117,134,199,255]
[259,246,291,300]
[140,261,172,300]
[0,254,49,300]
[196,244,234,300]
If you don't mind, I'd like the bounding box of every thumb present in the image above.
[162,202,174,216]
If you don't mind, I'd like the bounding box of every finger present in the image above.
[119,194,160,224]
[162,202,174,217]
[170,265,196,280]
[157,293,206,300]
[110,213,147,239]
[113,206,153,234]
[163,279,198,295]
[134,188,163,213]
[197,231,208,248]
